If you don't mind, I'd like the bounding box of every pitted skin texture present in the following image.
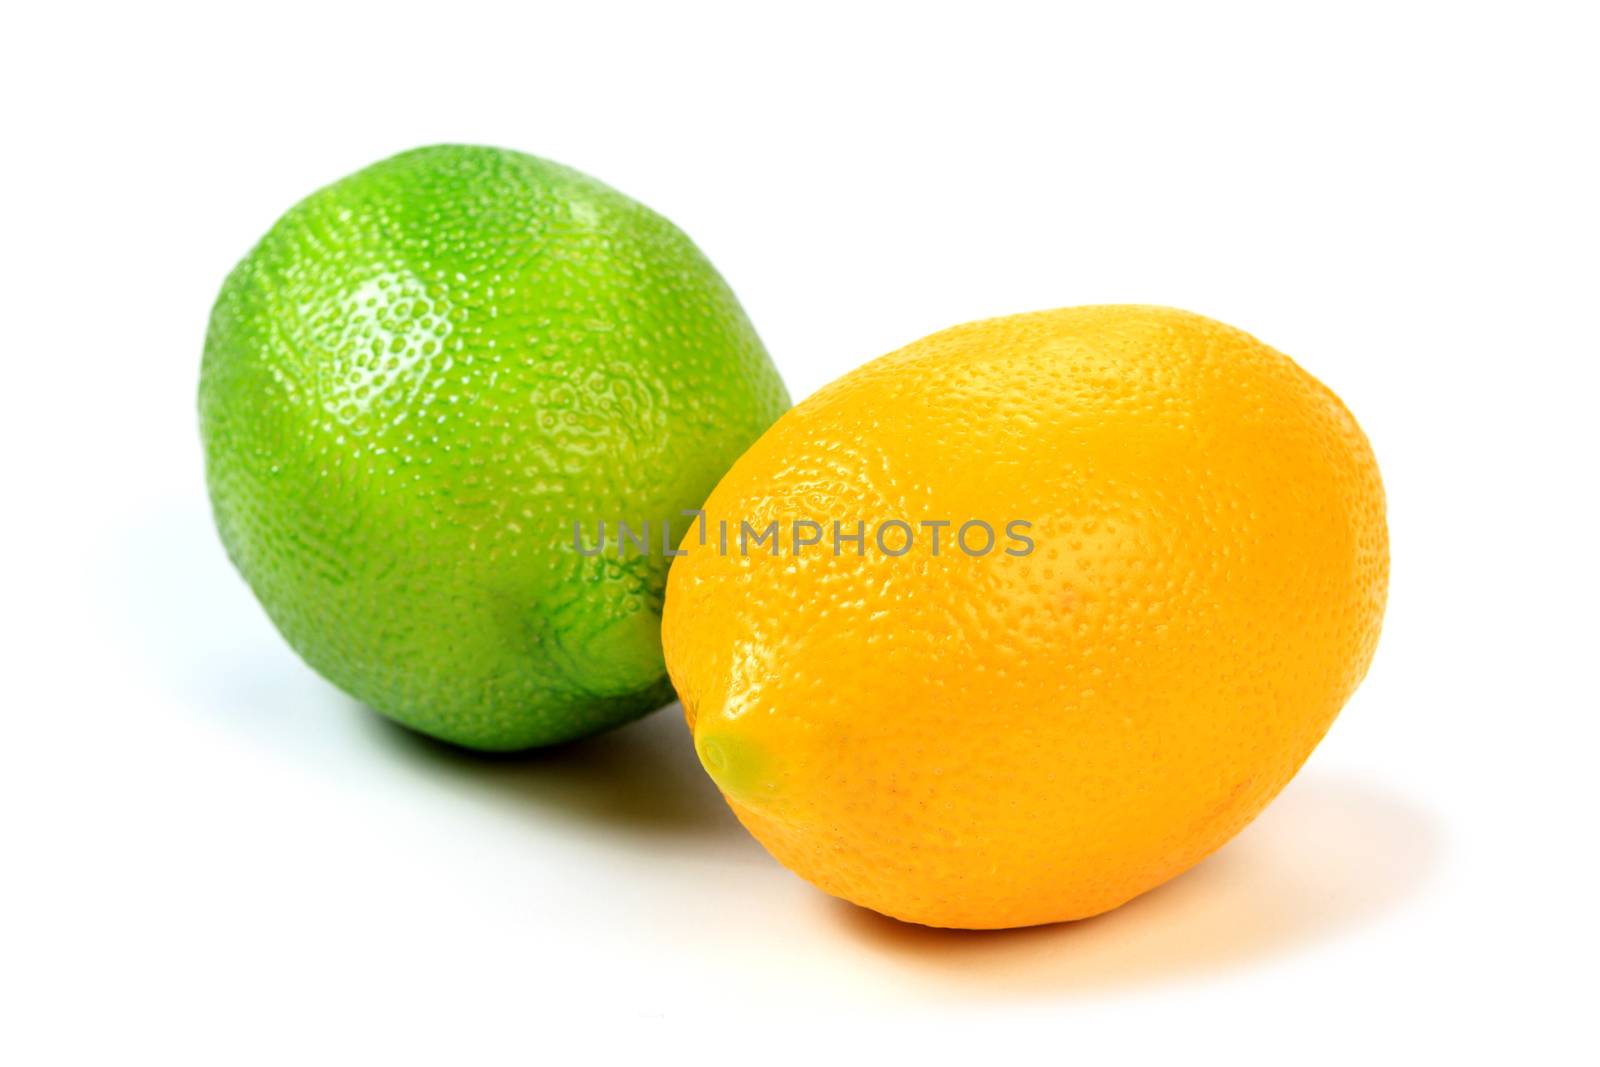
[201,145,789,750]
[662,306,1387,929]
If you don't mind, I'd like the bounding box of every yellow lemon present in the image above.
[662,305,1387,929]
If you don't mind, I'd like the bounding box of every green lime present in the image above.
[200,144,789,750]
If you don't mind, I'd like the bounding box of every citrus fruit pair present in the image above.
[202,145,1387,929]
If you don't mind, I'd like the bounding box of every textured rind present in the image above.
[662,305,1388,929]
[200,145,789,750]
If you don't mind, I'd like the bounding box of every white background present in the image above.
[4,1,1596,1060]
